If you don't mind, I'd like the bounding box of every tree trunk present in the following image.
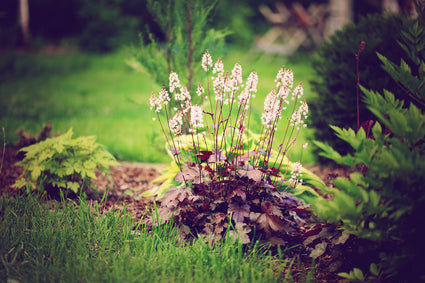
[19,0,30,47]
[382,0,400,14]
[324,0,353,39]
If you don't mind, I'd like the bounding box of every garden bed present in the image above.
[0,147,347,220]
[1,147,359,282]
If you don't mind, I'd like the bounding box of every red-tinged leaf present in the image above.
[215,212,227,223]
[175,162,205,183]
[267,214,287,232]
[238,162,254,170]
[261,201,283,217]
[228,202,250,222]
[302,224,322,239]
[247,169,262,182]
[161,186,198,208]
[161,187,183,208]
[277,193,302,209]
[197,150,213,162]
[204,164,215,175]
[290,208,312,215]
[249,212,261,222]
[229,187,246,201]
[256,214,271,235]
[237,169,248,178]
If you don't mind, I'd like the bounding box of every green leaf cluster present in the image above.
[312,16,425,277]
[338,263,382,282]
[13,129,119,194]
[315,89,425,233]
[378,19,425,110]
[310,14,415,162]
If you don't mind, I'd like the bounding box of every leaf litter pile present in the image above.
[1,144,373,282]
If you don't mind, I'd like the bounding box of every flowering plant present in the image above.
[150,50,317,189]
[146,50,324,244]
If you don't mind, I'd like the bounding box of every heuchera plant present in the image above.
[147,50,321,244]
[13,129,119,195]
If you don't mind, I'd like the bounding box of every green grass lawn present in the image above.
[0,48,317,164]
[0,194,314,282]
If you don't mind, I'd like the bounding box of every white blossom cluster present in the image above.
[289,101,309,130]
[150,87,170,113]
[260,66,308,133]
[288,161,303,187]
[150,50,307,142]
[150,50,310,192]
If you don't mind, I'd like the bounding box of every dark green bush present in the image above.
[310,14,415,161]
[312,13,425,280]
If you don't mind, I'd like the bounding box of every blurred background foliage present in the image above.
[1,0,420,164]
[0,0,403,52]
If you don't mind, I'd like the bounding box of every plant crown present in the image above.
[147,50,324,244]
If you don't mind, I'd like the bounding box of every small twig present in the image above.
[0,127,5,175]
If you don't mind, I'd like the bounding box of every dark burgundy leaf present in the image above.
[197,150,213,162]
[290,208,312,214]
[261,201,283,217]
[302,224,322,239]
[256,213,286,236]
[229,187,246,201]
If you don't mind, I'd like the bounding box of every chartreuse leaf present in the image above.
[370,263,380,277]
[30,165,44,181]
[338,267,365,281]
[67,182,80,193]
[142,161,181,199]
[151,132,327,201]
[12,128,118,195]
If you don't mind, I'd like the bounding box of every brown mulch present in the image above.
[0,147,348,219]
[0,147,165,221]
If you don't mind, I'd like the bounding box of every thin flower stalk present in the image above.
[150,50,309,192]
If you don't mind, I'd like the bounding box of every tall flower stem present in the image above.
[356,41,365,130]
